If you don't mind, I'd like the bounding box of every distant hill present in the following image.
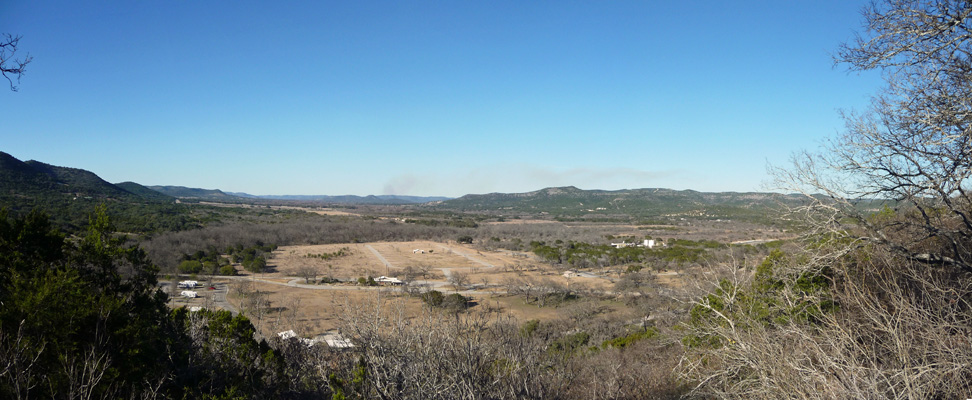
[0,152,161,203]
[0,153,132,200]
[142,187,449,205]
[115,182,176,202]
[433,186,812,223]
[0,151,191,232]
[148,186,241,201]
[227,192,452,204]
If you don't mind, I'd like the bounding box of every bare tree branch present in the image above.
[0,34,32,92]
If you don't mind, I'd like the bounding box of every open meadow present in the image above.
[165,211,781,342]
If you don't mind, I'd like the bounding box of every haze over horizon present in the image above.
[2,1,881,197]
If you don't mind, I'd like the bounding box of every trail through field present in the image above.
[436,244,498,270]
[365,244,394,270]
[431,243,500,281]
[361,243,499,287]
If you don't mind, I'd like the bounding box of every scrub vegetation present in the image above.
[3,1,972,398]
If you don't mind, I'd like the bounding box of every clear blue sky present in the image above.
[1,1,881,197]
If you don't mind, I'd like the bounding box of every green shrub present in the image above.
[243,256,266,273]
[549,331,590,355]
[442,293,469,310]
[201,261,218,275]
[422,290,444,306]
[178,260,203,274]
[520,319,540,338]
[602,327,659,349]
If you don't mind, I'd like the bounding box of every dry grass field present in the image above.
[168,240,644,339]
[197,201,360,216]
[265,241,588,284]
[166,216,777,340]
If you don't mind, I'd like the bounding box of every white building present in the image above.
[317,332,354,349]
[375,276,403,285]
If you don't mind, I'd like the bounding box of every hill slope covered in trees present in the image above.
[0,151,192,232]
[434,186,814,223]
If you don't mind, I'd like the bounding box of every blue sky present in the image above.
[1,1,881,197]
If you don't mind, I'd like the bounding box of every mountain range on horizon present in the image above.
[0,150,826,227]
[0,150,799,201]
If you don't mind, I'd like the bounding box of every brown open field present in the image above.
[227,282,425,337]
[303,208,360,216]
[197,201,361,216]
[176,240,641,339]
[266,241,572,282]
[170,214,764,340]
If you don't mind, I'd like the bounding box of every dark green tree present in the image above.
[0,205,172,398]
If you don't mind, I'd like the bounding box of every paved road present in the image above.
[161,281,239,315]
[209,283,239,315]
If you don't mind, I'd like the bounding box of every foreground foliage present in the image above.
[0,206,693,399]
[683,1,972,397]
[0,207,293,399]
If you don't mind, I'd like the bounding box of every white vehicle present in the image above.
[180,290,198,298]
[178,280,198,289]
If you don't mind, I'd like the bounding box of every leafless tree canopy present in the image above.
[1,34,32,92]
[684,1,972,398]
[775,0,972,274]
[447,270,470,291]
[329,294,684,400]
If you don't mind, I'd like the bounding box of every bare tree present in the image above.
[233,279,254,310]
[398,265,419,285]
[775,0,972,274]
[682,2,972,398]
[336,294,560,399]
[283,295,302,334]
[613,270,656,299]
[233,279,272,330]
[447,270,469,291]
[295,264,319,284]
[0,321,46,400]
[62,345,113,400]
[1,34,32,91]
[533,278,568,308]
[679,247,972,399]
[418,264,432,279]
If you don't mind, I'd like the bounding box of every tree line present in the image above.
[0,206,695,399]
